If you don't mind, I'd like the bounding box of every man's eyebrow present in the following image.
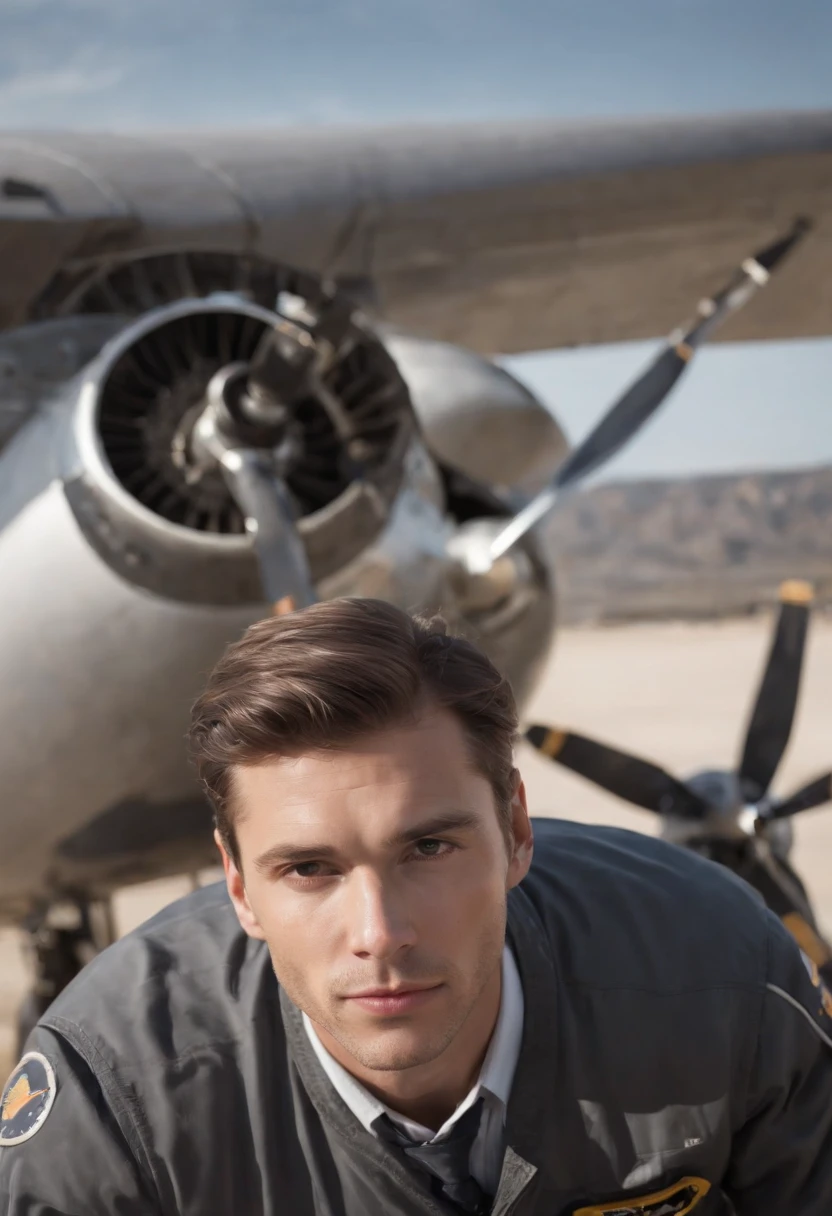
[386,811,479,848]
[252,812,479,873]
[253,842,339,873]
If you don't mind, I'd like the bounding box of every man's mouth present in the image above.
[342,983,444,1015]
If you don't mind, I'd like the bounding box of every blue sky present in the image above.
[1,0,831,481]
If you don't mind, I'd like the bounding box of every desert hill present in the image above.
[544,463,832,624]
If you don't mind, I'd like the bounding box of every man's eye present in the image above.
[292,862,325,878]
[414,838,452,859]
[280,861,339,886]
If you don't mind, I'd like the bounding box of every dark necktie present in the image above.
[372,1096,488,1214]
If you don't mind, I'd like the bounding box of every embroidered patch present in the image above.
[572,1174,711,1215]
[0,1052,57,1146]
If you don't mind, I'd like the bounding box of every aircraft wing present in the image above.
[2,112,832,355]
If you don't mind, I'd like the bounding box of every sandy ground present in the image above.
[2,613,830,1079]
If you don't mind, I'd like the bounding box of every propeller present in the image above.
[524,726,707,818]
[184,289,362,612]
[738,579,813,801]
[525,580,830,825]
[186,355,315,613]
[525,581,832,977]
[486,217,811,565]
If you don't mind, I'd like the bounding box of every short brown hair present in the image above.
[188,597,518,865]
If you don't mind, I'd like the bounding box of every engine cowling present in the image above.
[62,296,417,606]
[11,248,560,701]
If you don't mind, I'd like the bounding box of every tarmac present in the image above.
[2,612,831,1080]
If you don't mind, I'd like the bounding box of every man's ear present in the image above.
[506,769,534,891]
[215,829,266,940]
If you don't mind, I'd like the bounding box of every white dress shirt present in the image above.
[302,946,524,1195]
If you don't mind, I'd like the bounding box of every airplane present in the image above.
[2,110,832,1045]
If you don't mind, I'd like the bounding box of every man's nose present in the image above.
[344,868,416,960]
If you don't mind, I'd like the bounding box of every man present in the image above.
[1,598,831,1215]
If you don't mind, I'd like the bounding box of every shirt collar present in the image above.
[302,944,524,1143]
[478,942,524,1109]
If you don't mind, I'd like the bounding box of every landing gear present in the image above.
[15,898,116,1056]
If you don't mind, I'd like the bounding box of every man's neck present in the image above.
[312,963,503,1131]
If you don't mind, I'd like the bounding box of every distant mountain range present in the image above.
[543,463,832,625]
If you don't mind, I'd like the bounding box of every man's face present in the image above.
[221,707,532,1076]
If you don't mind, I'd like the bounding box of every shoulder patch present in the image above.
[0,1052,57,1146]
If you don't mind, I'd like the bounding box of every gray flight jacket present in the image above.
[1,819,831,1215]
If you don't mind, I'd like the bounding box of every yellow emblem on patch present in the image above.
[0,1052,57,1147]
[573,1175,711,1215]
[2,1075,48,1122]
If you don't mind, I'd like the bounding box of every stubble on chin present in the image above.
[273,919,506,1075]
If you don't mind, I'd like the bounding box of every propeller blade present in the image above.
[487,218,811,563]
[524,725,707,818]
[553,346,690,492]
[738,580,813,800]
[219,448,316,610]
[769,772,832,819]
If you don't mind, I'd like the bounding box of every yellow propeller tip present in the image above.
[540,728,567,759]
[272,596,297,616]
[779,579,814,605]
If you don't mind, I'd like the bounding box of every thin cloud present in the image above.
[0,61,124,104]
